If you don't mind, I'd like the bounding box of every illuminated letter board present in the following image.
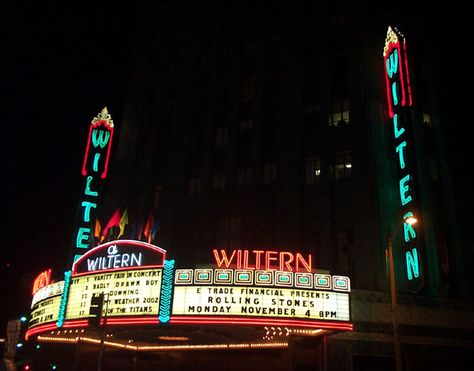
[66,268,163,319]
[172,269,351,329]
[29,282,64,329]
[383,26,424,292]
[66,240,166,321]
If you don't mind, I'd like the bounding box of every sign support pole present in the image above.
[97,293,109,371]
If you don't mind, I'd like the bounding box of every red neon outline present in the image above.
[403,40,413,106]
[25,316,352,340]
[384,42,402,118]
[104,316,159,325]
[25,323,58,340]
[396,43,407,107]
[32,269,52,295]
[170,316,353,331]
[62,320,89,327]
[81,120,114,179]
[72,239,167,276]
[384,33,412,118]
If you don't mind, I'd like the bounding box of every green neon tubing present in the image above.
[76,227,90,248]
[393,114,405,139]
[406,248,420,280]
[81,201,97,222]
[85,176,98,196]
[391,82,398,106]
[386,49,398,78]
[56,270,72,328]
[403,212,417,242]
[93,153,101,172]
[92,129,110,148]
[396,141,407,169]
[399,174,412,206]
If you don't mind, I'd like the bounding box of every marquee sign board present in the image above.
[29,295,62,329]
[66,268,163,319]
[26,243,352,339]
[172,269,350,325]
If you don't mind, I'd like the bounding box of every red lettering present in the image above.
[296,253,312,273]
[213,249,236,268]
[32,269,52,295]
[243,250,250,269]
[265,251,278,270]
[253,250,264,269]
[212,249,313,272]
[279,252,294,271]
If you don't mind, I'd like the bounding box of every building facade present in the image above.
[85,2,472,370]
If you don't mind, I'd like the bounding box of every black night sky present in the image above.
[1,1,137,330]
[1,3,473,336]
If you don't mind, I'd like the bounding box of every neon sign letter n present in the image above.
[406,248,420,280]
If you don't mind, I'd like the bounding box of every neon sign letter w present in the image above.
[386,48,398,78]
[92,129,110,148]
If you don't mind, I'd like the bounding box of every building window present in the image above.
[212,173,226,190]
[334,150,352,180]
[215,127,228,149]
[188,177,201,196]
[216,217,241,249]
[305,157,321,184]
[422,112,432,127]
[304,104,322,115]
[241,75,256,102]
[237,167,253,186]
[239,120,254,131]
[263,163,277,185]
[328,99,350,127]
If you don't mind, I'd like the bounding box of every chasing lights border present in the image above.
[159,260,175,323]
[56,270,71,328]
[175,269,350,292]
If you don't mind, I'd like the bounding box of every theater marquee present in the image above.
[26,241,352,339]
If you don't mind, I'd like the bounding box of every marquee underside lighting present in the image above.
[37,335,290,352]
[26,314,352,341]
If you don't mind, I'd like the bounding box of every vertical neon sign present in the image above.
[71,108,114,264]
[383,27,423,292]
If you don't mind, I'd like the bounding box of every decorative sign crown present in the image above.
[383,26,403,57]
[91,107,114,127]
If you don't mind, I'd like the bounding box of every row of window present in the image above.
[214,99,350,147]
[188,153,352,195]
